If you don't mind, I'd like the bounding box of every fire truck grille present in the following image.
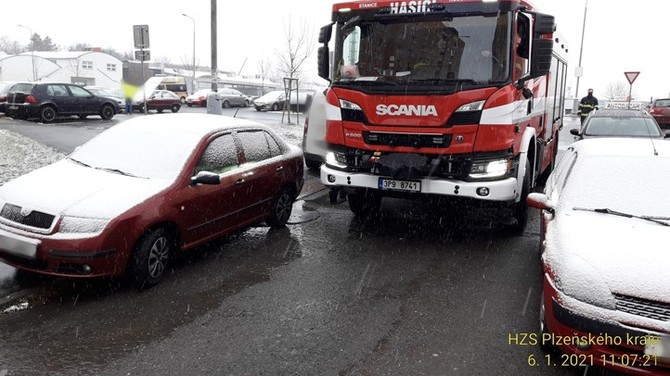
[448,111,482,126]
[363,131,452,148]
[0,203,55,230]
[614,294,670,322]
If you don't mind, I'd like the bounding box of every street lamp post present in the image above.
[574,0,588,112]
[17,24,36,81]
[182,13,196,94]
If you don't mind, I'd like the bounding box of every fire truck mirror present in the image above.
[318,46,331,81]
[319,24,333,44]
[529,38,553,78]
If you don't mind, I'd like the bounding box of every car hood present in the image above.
[545,210,670,304]
[0,159,170,220]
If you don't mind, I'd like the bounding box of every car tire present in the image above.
[180,97,186,104]
[171,104,180,113]
[266,189,293,228]
[40,106,57,123]
[187,103,192,107]
[100,104,115,120]
[348,189,382,217]
[255,107,261,112]
[126,228,174,289]
[244,100,250,107]
[201,101,206,107]
[305,159,322,171]
[222,100,230,108]
[271,103,279,111]
[137,104,145,113]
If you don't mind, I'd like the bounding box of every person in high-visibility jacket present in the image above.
[578,88,599,125]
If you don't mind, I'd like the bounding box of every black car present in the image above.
[4,83,119,122]
[570,108,667,140]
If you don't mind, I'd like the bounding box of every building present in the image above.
[0,50,122,88]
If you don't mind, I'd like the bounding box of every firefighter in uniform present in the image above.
[578,88,599,125]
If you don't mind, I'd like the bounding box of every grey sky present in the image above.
[2,0,667,100]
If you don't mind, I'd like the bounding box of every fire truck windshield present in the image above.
[333,12,512,93]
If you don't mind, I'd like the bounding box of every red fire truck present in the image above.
[317,0,568,231]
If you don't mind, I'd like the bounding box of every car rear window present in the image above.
[654,99,670,107]
[9,83,33,93]
[584,117,662,137]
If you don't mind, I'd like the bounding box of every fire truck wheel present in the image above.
[509,160,531,234]
[347,190,382,216]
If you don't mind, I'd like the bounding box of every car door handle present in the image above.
[276,166,284,172]
[236,178,245,185]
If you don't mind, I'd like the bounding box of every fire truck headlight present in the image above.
[456,100,485,112]
[339,99,362,111]
[326,151,348,169]
[469,158,512,179]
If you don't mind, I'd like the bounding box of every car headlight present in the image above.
[549,255,616,310]
[469,158,512,179]
[325,151,348,169]
[59,216,110,234]
[339,99,362,111]
[456,100,485,112]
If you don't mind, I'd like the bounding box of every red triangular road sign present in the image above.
[624,71,640,85]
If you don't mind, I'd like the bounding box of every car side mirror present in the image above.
[190,171,220,185]
[527,192,556,215]
[569,128,580,136]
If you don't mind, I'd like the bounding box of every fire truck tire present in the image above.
[509,160,531,234]
[348,190,382,216]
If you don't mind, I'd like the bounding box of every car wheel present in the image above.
[180,97,185,104]
[187,103,192,107]
[171,104,180,113]
[40,106,57,123]
[126,228,174,289]
[266,189,293,228]
[157,108,164,113]
[137,104,145,113]
[100,104,115,120]
[222,100,230,108]
[305,159,322,171]
[201,101,206,107]
[244,100,250,107]
[348,189,382,217]
[271,103,279,111]
[255,107,261,112]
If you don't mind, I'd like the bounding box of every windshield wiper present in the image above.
[573,207,670,227]
[95,166,143,178]
[67,157,91,168]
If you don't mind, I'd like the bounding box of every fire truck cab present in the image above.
[317,0,568,232]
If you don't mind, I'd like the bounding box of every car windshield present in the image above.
[584,116,662,137]
[562,156,670,216]
[68,118,203,180]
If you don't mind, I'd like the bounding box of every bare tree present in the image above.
[604,81,629,100]
[181,55,200,94]
[256,56,273,94]
[0,36,25,55]
[274,17,314,83]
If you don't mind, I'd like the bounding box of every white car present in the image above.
[301,90,327,170]
[527,138,670,374]
[253,90,285,112]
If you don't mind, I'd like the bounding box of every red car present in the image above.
[0,114,304,288]
[135,90,181,113]
[649,98,670,130]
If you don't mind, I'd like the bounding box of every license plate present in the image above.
[645,335,670,361]
[9,105,18,110]
[378,178,421,192]
[0,228,39,259]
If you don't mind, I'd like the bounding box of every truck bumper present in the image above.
[320,164,519,202]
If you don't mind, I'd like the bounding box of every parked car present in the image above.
[185,89,214,107]
[302,90,327,170]
[527,138,670,375]
[254,90,286,112]
[649,98,670,130]
[84,85,125,112]
[570,108,667,140]
[289,90,315,112]
[4,82,119,122]
[0,81,21,114]
[218,88,250,108]
[0,113,304,288]
[135,90,181,113]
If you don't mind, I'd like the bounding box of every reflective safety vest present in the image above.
[578,96,599,117]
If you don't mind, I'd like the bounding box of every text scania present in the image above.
[389,0,437,14]
[376,104,438,116]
